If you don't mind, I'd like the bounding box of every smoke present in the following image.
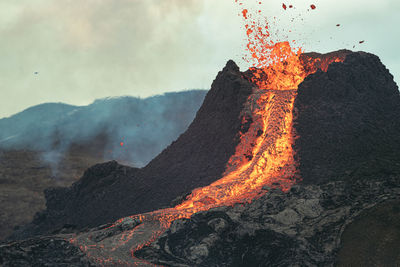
[0,90,207,173]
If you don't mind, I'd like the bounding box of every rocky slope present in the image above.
[10,60,254,240]
[295,52,400,184]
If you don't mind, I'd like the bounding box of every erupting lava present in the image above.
[71,1,346,265]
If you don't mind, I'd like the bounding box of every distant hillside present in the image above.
[0,90,207,241]
[0,90,207,167]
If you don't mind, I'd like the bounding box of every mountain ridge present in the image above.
[0,90,207,167]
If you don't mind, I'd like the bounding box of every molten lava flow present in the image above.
[175,89,298,212]
[71,2,347,265]
[246,42,307,90]
[300,51,348,73]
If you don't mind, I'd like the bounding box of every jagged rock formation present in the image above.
[10,60,254,240]
[295,52,400,184]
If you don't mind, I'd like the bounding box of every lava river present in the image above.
[69,2,345,266]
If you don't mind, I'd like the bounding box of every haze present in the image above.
[0,0,399,118]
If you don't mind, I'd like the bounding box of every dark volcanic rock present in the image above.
[132,51,400,266]
[336,200,400,266]
[11,60,254,240]
[136,177,400,266]
[139,60,254,206]
[294,52,400,184]
[0,237,94,267]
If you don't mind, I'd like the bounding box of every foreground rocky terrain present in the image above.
[1,177,398,266]
[0,237,94,267]
[1,50,399,266]
[136,177,400,266]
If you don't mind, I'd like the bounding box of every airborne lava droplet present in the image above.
[120,142,124,147]
[310,4,316,10]
[282,3,287,10]
[242,9,248,19]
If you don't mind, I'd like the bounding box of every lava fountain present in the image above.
[71,2,345,265]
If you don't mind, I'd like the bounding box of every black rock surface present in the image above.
[294,52,400,184]
[0,237,94,267]
[136,177,400,266]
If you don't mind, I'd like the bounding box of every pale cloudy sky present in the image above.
[0,0,399,118]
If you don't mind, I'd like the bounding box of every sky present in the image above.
[0,0,399,118]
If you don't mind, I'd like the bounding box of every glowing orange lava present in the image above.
[71,2,346,265]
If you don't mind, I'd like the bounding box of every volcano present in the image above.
[2,47,400,266]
